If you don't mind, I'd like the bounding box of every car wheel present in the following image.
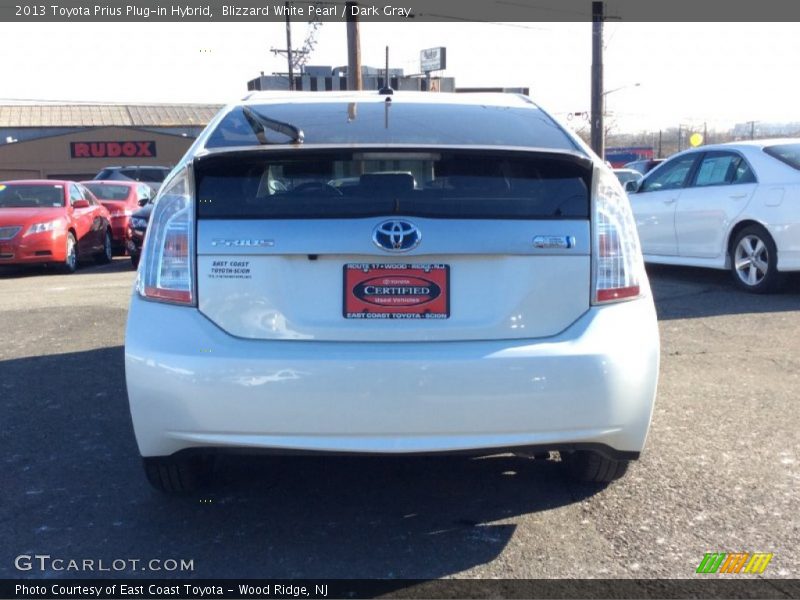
[730,225,782,293]
[143,456,214,493]
[61,232,78,273]
[564,450,629,484]
[96,228,113,264]
[130,252,140,269]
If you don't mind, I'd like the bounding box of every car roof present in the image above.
[240,90,537,109]
[686,138,800,152]
[81,179,138,187]
[98,165,171,170]
[0,179,72,186]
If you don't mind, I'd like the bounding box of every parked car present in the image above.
[127,200,154,268]
[126,91,659,493]
[624,158,664,174]
[626,139,800,292]
[94,166,172,193]
[0,180,113,272]
[81,180,153,255]
[614,168,644,188]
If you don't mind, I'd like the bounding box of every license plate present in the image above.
[344,263,450,320]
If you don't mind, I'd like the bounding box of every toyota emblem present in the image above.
[372,219,422,252]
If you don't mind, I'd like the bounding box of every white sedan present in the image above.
[626,139,800,292]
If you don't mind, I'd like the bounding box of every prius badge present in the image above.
[373,219,421,252]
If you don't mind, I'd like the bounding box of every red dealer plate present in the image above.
[344,263,450,320]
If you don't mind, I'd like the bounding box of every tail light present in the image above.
[591,167,643,304]
[137,167,195,305]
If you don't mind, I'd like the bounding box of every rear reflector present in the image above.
[597,286,640,302]
[143,286,192,303]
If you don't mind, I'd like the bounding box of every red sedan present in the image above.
[0,180,113,273]
[82,180,153,255]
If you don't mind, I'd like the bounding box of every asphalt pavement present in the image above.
[1,258,798,583]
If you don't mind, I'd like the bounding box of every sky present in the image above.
[1,21,799,134]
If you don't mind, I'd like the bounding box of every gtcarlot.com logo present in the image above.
[14,554,194,572]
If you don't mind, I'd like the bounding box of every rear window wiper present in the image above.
[242,106,304,145]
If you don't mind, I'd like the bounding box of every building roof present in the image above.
[0,103,223,127]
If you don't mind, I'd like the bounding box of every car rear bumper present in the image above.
[771,223,800,271]
[110,219,130,249]
[0,231,66,264]
[125,294,660,458]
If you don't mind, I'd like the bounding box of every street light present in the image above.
[596,82,641,159]
[603,82,641,98]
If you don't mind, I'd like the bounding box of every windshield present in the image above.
[206,102,580,151]
[764,143,800,171]
[84,183,131,200]
[195,149,590,220]
[0,183,65,208]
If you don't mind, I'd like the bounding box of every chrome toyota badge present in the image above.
[372,219,421,252]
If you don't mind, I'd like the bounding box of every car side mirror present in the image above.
[72,199,90,208]
[624,180,640,193]
[138,197,149,206]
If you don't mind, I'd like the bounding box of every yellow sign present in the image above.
[689,133,704,147]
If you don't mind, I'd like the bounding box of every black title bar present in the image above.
[4,579,800,599]
[3,0,800,22]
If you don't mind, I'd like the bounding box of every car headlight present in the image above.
[25,219,62,236]
[131,218,147,229]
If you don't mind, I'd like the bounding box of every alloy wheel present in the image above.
[66,235,77,271]
[734,234,769,287]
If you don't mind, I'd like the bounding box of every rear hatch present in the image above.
[194,147,593,342]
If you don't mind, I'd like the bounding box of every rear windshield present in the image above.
[0,183,64,208]
[205,102,579,150]
[764,143,800,170]
[139,168,169,182]
[195,149,591,220]
[83,183,130,200]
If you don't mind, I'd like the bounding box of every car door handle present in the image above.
[662,197,677,204]
[729,193,748,200]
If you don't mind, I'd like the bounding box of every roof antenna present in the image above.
[379,45,393,96]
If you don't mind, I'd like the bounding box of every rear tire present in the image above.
[143,456,214,494]
[564,450,629,484]
[730,225,783,293]
[96,228,113,264]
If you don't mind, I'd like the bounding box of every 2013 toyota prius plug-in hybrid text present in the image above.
[124,91,660,493]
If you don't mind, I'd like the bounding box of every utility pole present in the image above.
[346,2,362,90]
[658,129,662,158]
[590,1,604,159]
[285,2,294,90]
[703,122,707,145]
[677,125,682,152]
[748,120,756,140]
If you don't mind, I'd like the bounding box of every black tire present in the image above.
[95,228,113,264]
[730,224,783,293]
[143,456,214,494]
[61,232,78,274]
[565,450,629,484]
[130,252,140,269]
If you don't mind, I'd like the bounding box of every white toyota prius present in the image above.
[125,91,660,492]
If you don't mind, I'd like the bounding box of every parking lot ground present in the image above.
[1,259,798,580]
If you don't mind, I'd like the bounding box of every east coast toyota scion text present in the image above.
[125,92,660,492]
